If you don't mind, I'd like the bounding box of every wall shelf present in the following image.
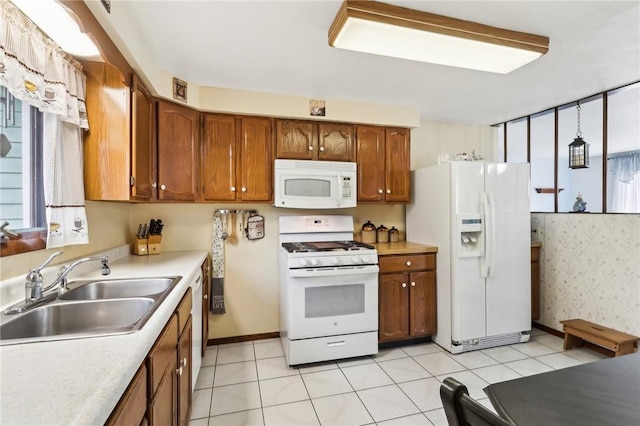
[535,188,564,194]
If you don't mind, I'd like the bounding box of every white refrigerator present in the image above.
[406,161,531,354]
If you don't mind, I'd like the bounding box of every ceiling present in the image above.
[92,1,639,125]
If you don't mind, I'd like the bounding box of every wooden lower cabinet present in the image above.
[108,289,194,425]
[531,246,541,321]
[201,258,210,356]
[378,253,436,343]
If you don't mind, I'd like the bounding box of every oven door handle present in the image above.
[288,265,379,278]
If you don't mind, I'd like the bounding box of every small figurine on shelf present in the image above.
[573,193,587,212]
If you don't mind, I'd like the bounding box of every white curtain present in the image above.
[609,151,640,213]
[0,1,90,248]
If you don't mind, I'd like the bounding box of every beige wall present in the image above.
[1,201,130,281]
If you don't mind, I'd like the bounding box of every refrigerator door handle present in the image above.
[481,192,496,278]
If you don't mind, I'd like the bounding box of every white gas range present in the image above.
[278,215,379,366]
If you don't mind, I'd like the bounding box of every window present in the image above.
[499,81,639,214]
[0,88,46,233]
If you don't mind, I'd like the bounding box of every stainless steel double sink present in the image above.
[0,276,182,345]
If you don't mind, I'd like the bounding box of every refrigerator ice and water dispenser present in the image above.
[457,215,483,257]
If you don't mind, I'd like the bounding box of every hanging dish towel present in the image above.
[211,213,226,314]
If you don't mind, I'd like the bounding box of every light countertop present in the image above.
[0,250,207,425]
[371,241,438,255]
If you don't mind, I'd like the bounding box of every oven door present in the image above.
[286,265,378,339]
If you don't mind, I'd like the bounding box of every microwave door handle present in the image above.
[337,174,342,207]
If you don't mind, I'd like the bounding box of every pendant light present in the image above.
[569,102,589,169]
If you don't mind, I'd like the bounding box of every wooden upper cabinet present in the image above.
[276,119,354,161]
[130,74,154,201]
[318,123,354,161]
[355,125,386,202]
[385,127,410,203]
[276,120,316,160]
[356,125,410,203]
[82,61,131,201]
[156,100,200,201]
[201,114,273,202]
[202,114,237,201]
[240,117,273,201]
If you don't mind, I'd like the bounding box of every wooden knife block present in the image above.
[133,237,149,256]
[148,235,162,255]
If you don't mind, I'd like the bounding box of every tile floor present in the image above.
[190,329,608,426]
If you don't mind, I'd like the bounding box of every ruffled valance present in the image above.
[609,151,640,183]
[0,0,88,129]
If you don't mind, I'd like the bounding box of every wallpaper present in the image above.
[532,213,640,336]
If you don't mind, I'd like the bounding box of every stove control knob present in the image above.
[331,257,340,265]
[351,255,360,264]
[310,258,319,266]
[361,255,370,263]
[299,258,308,267]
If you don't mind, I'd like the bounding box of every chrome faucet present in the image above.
[25,251,64,301]
[47,256,111,294]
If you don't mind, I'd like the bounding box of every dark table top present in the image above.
[484,352,640,426]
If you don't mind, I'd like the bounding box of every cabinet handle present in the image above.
[319,146,325,152]
[411,281,416,287]
[231,186,236,192]
[406,260,412,266]
[160,184,166,190]
[241,187,247,192]
[378,189,383,194]
[203,294,208,300]
[402,282,407,288]
[386,189,391,194]
[308,146,314,151]
[152,182,157,189]
[176,366,183,376]
[182,357,188,367]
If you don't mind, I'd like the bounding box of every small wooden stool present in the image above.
[560,319,640,357]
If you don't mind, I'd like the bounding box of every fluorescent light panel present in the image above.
[329,1,549,74]
[11,0,100,58]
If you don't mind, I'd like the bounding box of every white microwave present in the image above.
[274,159,357,209]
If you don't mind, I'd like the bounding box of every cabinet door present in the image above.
[276,120,316,160]
[107,365,147,426]
[177,317,192,426]
[378,273,409,342]
[157,101,199,201]
[356,125,386,202]
[240,117,273,201]
[318,123,354,162]
[131,74,154,201]
[385,128,410,202]
[409,271,437,337]
[148,355,177,426]
[201,258,210,357]
[202,114,237,201]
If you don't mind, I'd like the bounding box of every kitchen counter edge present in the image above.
[372,241,438,255]
[0,250,208,426]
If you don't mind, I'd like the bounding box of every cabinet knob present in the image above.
[176,366,183,376]
[182,357,188,367]
[160,184,166,190]
[319,146,325,152]
[203,294,208,300]
[378,189,383,194]
[406,260,412,266]
[308,146,314,151]
[411,282,416,287]
[241,187,247,192]
[386,189,391,194]
[152,182,157,189]
[231,186,236,192]
[402,282,407,288]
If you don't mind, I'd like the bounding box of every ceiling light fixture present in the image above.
[328,0,549,74]
[10,0,100,58]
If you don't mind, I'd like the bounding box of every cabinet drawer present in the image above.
[107,364,147,426]
[531,247,540,262]
[147,314,178,394]
[176,287,192,335]
[379,254,435,273]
